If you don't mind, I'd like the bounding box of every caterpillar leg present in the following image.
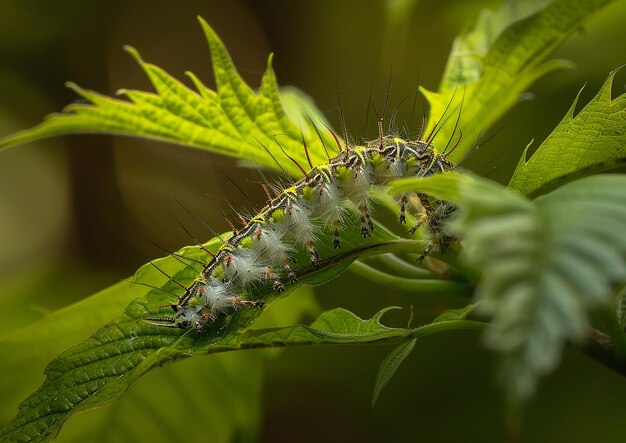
[365,212,374,232]
[265,267,285,293]
[332,218,341,249]
[307,240,320,267]
[358,204,372,238]
[409,214,429,235]
[417,243,433,264]
[283,262,298,283]
[398,194,408,224]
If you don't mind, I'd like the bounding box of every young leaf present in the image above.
[371,338,417,407]
[391,173,626,401]
[0,17,336,179]
[368,303,479,408]
[439,0,550,88]
[509,67,626,196]
[422,0,614,163]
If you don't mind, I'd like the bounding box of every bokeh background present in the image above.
[1,0,625,442]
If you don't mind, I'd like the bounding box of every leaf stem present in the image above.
[409,319,486,338]
[349,261,473,295]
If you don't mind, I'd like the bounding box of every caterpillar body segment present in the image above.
[146,134,456,332]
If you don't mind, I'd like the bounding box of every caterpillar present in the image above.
[145,119,460,333]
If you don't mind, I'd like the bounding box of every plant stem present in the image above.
[408,319,486,338]
[581,339,626,379]
[224,319,487,353]
[429,251,481,285]
[598,305,626,362]
[349,261,473,295]
[360,253,435,279]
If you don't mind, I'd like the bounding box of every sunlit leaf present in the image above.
[422,0,614,164]
[0,18,337,179]
[509,67,626,195]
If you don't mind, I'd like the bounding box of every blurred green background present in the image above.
[1,0,625,442]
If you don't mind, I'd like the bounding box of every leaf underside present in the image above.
[392,172,626,401]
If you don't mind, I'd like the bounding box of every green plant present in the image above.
[0,0,624,441]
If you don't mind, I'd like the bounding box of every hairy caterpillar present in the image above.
[145,119,460,333]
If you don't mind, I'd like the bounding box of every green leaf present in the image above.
[55,291,319,443]
[0,219,418,442]
[241,308,484,408]
[422,0,614,164]
[241,312,483,353]
[0,276,143,426]
[279,86,332,131]
[509,68,626,195]
[393,173,626,401]
[0,17,337,179]
[432,304,477,323]
[439,0,550,89]
[59,353,265,443]
[371,338,417,407]
[390,170,468,201]
[240,307,410,347]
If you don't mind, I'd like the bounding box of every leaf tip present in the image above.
[198,16,219,45]
[373,306,403,322]
[196,15,209,30]
[571,84,587,120]
[262,53,277,86]
[520,139,533,164]
[64,81,80,91]
[608,63,626,79]
[64,82,88,101]
[123,45,143,64]
[601,64,625,100]
[370,394,379,409]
